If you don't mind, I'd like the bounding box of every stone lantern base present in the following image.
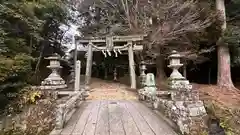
[40,53,67,91]
[168,78,190,89]
[41,71,67,90]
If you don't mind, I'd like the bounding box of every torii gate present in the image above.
[78,35,145,89]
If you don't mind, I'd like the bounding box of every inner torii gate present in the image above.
[79,35,144,89]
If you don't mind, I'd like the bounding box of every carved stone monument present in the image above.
[41,53,67,90]
[138,73,157,101]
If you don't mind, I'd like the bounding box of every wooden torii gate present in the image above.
[79,35,144,89]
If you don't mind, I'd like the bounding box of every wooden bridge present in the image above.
[51,100,178,135]
[45,41,207,135]
[50,80,178,135]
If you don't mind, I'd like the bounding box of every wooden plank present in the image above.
[108,101,125,135]
[60,101,92,135]
[112,35,145,41]
[78,39,106,43]
[70,101,96,135]
[95,100,110,135]
[78,35,145,43]
[118,101,141,135]
[82,101,101,135]
[92,45,143,51]
[124,101,155,135]
[130,101,178,135]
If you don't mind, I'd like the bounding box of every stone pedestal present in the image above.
[41,53,67,90]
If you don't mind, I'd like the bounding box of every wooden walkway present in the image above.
[56,100,178,135]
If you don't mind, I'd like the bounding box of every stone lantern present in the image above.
[113,67,117,81]
[41,53,67,90]
[167,50,190,89]
[166,51,207,135]
[168,50,185,80]
[139,61,147,87]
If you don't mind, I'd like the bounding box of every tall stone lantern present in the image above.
[139,61,147,87]
[41,53,67,90]
[166,50,207,134]
[168,50,185,80]
[168,50,190,89]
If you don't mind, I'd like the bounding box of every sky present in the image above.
[59,5,87,56]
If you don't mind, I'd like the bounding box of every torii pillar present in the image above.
[85,42,93,89]
[128,42,136,89]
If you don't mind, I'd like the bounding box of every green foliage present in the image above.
[220,119,234,135]
[0,0,68,56]
[0,127,25,135]
[0,0,69,111]
[223,25,240,66]
[205,101,240,135]
[224,0,240,66]
[3,87,43,115]
[0,54,33,92]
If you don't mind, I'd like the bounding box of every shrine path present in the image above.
[55,79,178,135]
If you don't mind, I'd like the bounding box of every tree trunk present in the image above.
[156,55,167,87]
[208,67,211,84]
[183,64,187,79]
[217,44,234,88]
[216,0,235,89]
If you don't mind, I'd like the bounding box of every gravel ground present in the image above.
[86,78,138,100]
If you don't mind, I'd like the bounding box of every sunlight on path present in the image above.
[86,78,138,100]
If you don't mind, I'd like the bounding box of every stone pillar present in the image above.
[128,42,136,89]
[85,43,93,89]
[55,104,64,129]
[74,60,81,91]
